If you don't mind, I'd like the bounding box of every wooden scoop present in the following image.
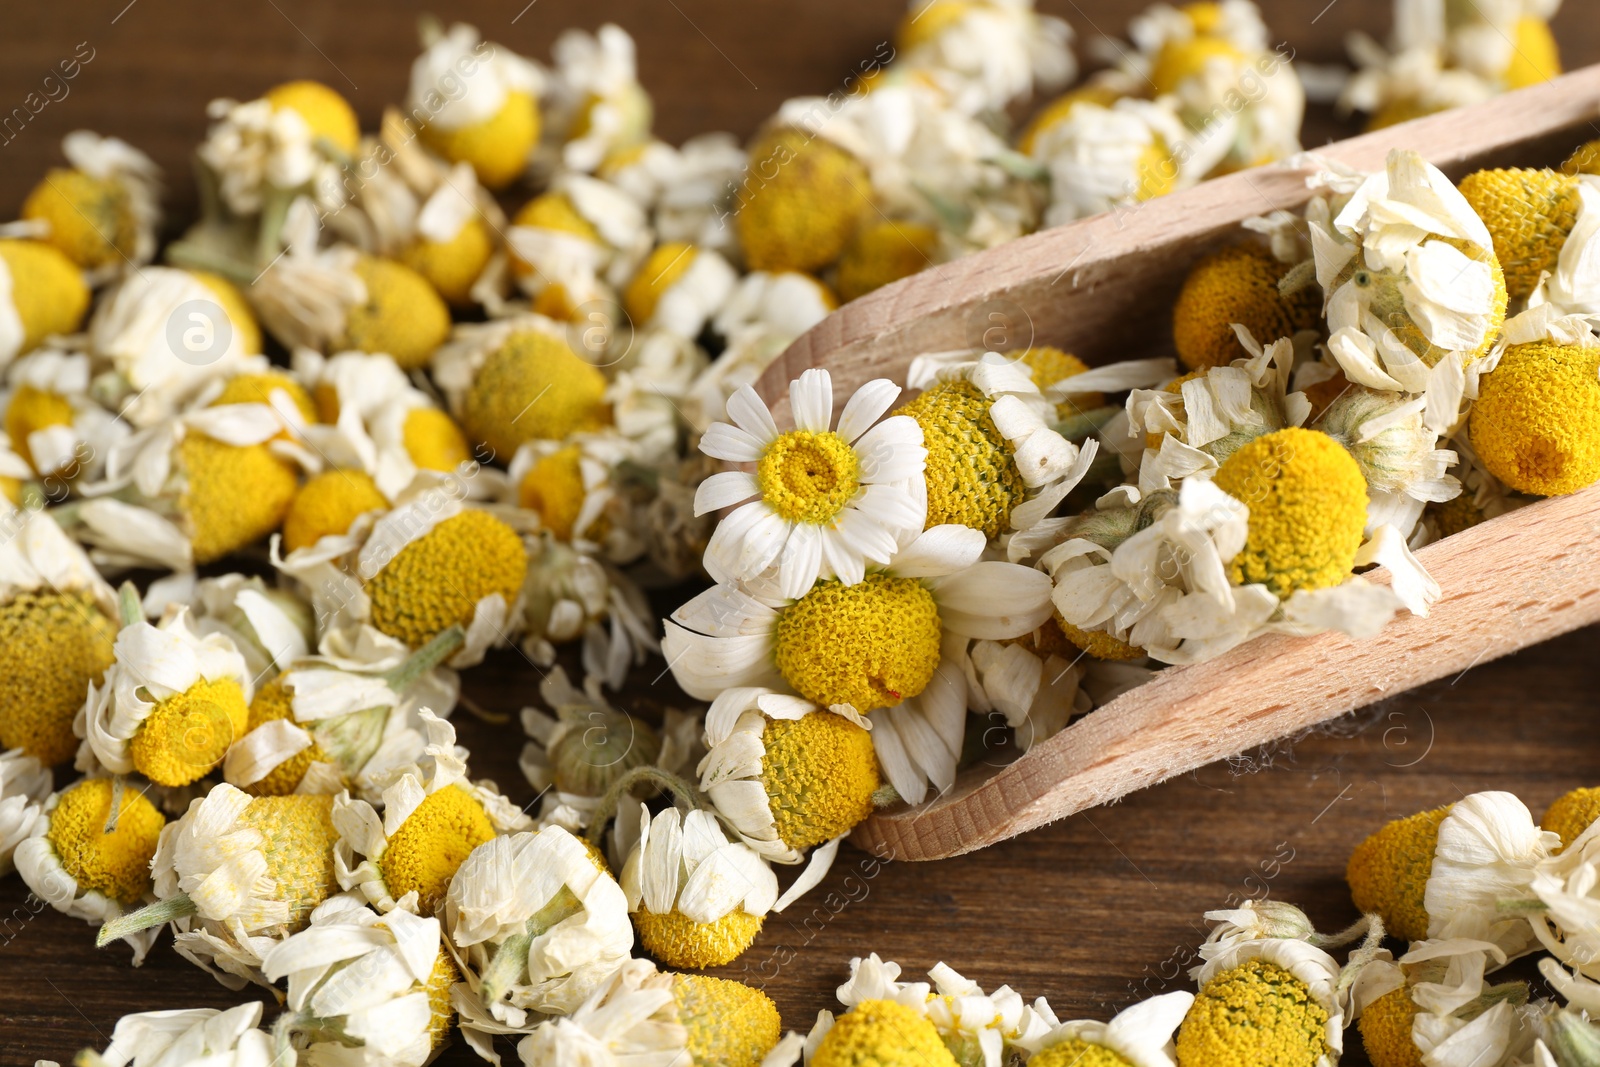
[751,66,1600,861]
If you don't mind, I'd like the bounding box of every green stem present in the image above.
[97,894,197,947]
[479,886,584,1006]
[584,765,703,847]
[1333,913,1387,1005]
[164,240,259,287]
[117,582,143,628]
[382,626,466,692]
[257,185,296,267]
[1497,897,1547,914]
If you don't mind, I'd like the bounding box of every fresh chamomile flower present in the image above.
[698,687,878,874]
[1172,244,1321,371]
[900,351,1100,535]
[1177,937,1347,1066]
[835,219,943,304]
[443,825,633,1022]
[1032,993,1196,1067]
[1470,338,1600,497]
[1355,940,1530,1067]
[0,503,120,765]
[197,82,355,217]
[620,802,780,968]
[0,238,90,367]
[261,894,458,1066]
[694,369,926,599]
[893,0,1075,115]
[15,776,166,963]
[808,997,961,1067]
[1317,386,1461,537]
[410,21,541,190]
[334,709,532,916]
[0,749,50,874]
[736,124,872,274]
[94,782,340,988]
[621,241,737,338]
[667,523,1053,804]
[21,131,161,278]
[78,605,253,789]
[547,24,654,173]
[1458,168,1589,302]
[1542,788,1600,852]
[74,1002,273,1067]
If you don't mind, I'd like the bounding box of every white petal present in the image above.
[700,421,766,463]
[835,380,902,443]
[890,524,986,578]
[853,417,926,483]
[694,471,760,516]
[724,386,779,441]
[789,369,833,433]
[933,562,1054,639]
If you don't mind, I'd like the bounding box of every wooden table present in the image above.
[2,2,1598,1064]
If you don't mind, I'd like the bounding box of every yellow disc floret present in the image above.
[673,974,782,1067]
[1346,804,1450,943]
[283,468,388,554]
[1017,346,1104,420]
[1458,168,1582,301]
[835,220,939,303]
[5,384,76,473]
[1150,34,1245,97]
[1039,611,1144,662]
[1017,85,1125,156]
[212,371,317,424]
[635,904,764,970]
[760,712,880,850]
[1563,140,1600,178]
[737,127,871,274]
[401,216,494,307]
[757,430,860,525]
[239,794,338,928]
[895,380,1026,538]
[519,445,589,542]
[1358,986,1422,1067]
[426,949,460,1048]
[45,778,165,906]
[378,785,496,915]
[264,80,361,156]
[242,675,328,796]
[624,242,698,326]
[402,407,471,473]
[191,270,263,356]
[129,676,250,787]
[1173,245,1320,372]
[1470,340,1600,496]
[1031,1040,1136,1067]
[421,90,539,191]
[345,257,452,370]
[0,239,91,356]
[897,0,974,52]
[178,434,300,565]
[22,168,137,271]
[1212,428,1368,597]
[812,999,960,1067]
[1543,787,1600,852]
[463,330,610,459]
[0,590,118,766]
[1503,16,1561,90]
[366,509,526,649]
[1176,958,1329,1067]
[774,575,943,713]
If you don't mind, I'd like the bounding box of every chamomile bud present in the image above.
[620,803,779,968]
[1544,788,1600,852]
[622,241,737,337]
[15,777,165,962]
[1458,168,1585,300]
[812,999,961,1067]
[1470,340,1600,496]
[835,219,942,303]
[399,166,497,307]
[1173,245,1320,371]
[411,22,541,190]
[0,239,90,367]
[520,666,669,799]
[1317,386,1459,518]
[458,327,610,458]
[737,125,872,273]
[1178,938,1347,1066]
[21,132,161,275]
[1213,428,1368,597]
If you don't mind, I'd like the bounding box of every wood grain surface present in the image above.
[1,2,1599,1065]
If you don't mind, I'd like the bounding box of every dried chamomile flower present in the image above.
[1177,938,1346,1066]
[87,266,262,426]
[1033,992,1195,1067]
[1029,98,1205,226]
[0,504,119,765]
[502,431,643,560]
[95,782,340,987]
[1458,168,1588,301]
[892,0,1074,115]
[1543,787,1600,852]
[668,523,1052,804]
[1523,1005,1600,1067]
[620,803,779,968]
[1470,338,1600,497]
[1347,803,1454,944]
[79,606,253,788]
[835,219,942,303]
[1317,386,1461,537]
[1173,244,1320,372]
[74,1002,272,1067]
[397,162,499,307]
[0,749,49,875]
[0,238,90,367]
[900,351,1099,535]
[198,81,356,218]
[737,125,872,274]
[444,825,633,1022]
[601,131,748,254]
[410,21,541,190]
[143,572,313,684]
[695,369,926,598]
[1515,820,1600,994]
[506,175,650,316]
[334,710,531,916]
[15,776,165,963]
[517,532,660,688]
[1017,82,1126,156]
[21,131,161,279]
[547,24,654,173]
[698,687,877,873]
[344,255,453,370]
[622,241,737,337]
[809,998,961,1067]
[262,894,458,1066]
[1355,940,1529,1067]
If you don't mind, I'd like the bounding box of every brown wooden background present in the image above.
[2,2,1598,1064]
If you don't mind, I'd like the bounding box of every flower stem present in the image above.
[382,625,466,691]
[1333,912,1387,1004]
[584,765,703,847]
[479,885,584,1006]
[117,581,143,628]
[96,894,198,947]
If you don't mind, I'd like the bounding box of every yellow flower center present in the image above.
[238,794,338,929]
[378,785,496,915]
[513,192,601,247]
[1173,245,1320,372]
[1176,959,1329,1066]
[1354,237,1507,367]
[1458,168,1582,301]
[345,257,451,371]
[21,167,137,271]
[242,675,328,797]
[0,590,117,766]
[897,1,975,52]
[1357,986,1422,1067]
[624,242,698,326]
[634,904,764,970]
[426,949,460,1049]
[756,430,861,525]
[735,127,871,274]
[130,676,251,787]
[401,216,494,307]
[263,80,360,156]
[1213,428,1368,598]
[760,712,879,850]
[422,90,539,191]
[812,999,959,1067]
[673,974,783,1067]
[402,407,471,473]
[1017,346,1103,421]
[895,381,1024,538]
[0,239,91,356]
[46,777,165,906]
[190,271,263,358]
[1346,804,1450,943]
[462,330,611,461]
[1150,35,1245,96]
[366,509,526,649]
[1470,340,1600,497]
[774,575,942,712]
[835,220,939,304]
[1504,15,1560,89]
[212,372,317,426]
[1035,611,1144,662]
[178,433,300,566]
[1564,139,1600,177]
[5,384,75,473]
[519,445,590,542]
[283,468,388,554]
[1544,787,1600,853]
[1030,1040,1135,1067]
